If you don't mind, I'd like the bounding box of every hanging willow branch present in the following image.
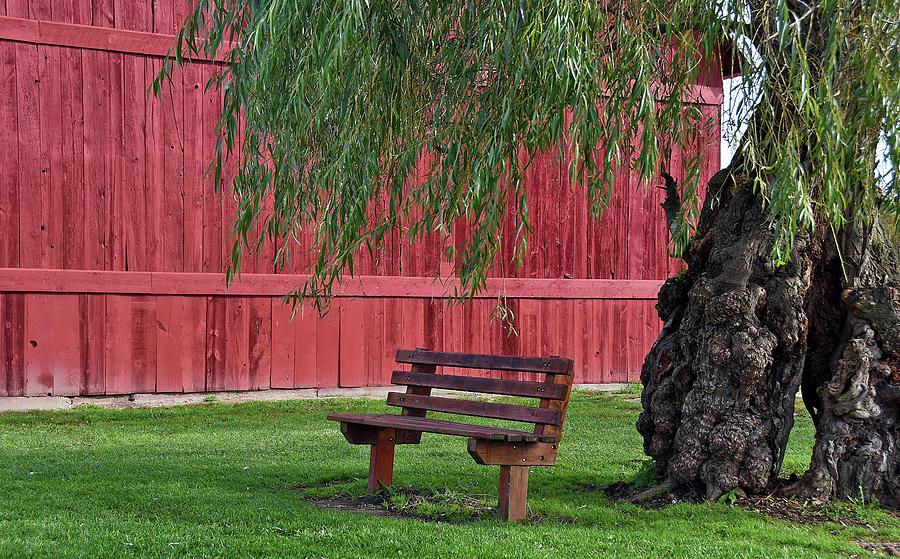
[155,0,899,310]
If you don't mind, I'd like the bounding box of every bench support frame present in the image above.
[498,465,529,522]
[367,428,396,493]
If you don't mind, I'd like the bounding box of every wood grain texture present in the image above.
[386,392,561,425]
[498,465,529,522]
[390,370,568,400]
[1,294,25,396]
[156,296,206,392]
[24,294,80,396]
[0,11,726,396]
[327,413,555,443]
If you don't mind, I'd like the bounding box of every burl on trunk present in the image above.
[637,168,899,508]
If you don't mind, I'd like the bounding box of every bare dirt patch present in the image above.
[309,498,398,517]
[305,486,494,523]
[857,542,900,557]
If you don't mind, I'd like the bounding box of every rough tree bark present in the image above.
[637,166,900,507]
[791,225,900,507]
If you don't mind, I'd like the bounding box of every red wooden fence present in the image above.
[0,1,723,397]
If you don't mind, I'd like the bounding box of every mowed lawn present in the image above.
[0,390,896,558]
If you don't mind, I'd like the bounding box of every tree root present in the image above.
[627,480,674,504]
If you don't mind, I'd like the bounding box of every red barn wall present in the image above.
[0,1,723,397]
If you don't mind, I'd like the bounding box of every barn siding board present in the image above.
[123,53,147,270]
[223,297,250,390]
[270,302,295,389]
[0,12,726,396]
[24,293,80,396]
[59,46,85,270]
[145,55,165,271]
[0,42,19,269]
[1,294,25,396]
[105,295,157,394]
[156,295,205,392]
[182,65,203,272]
[247,297,271,390]
[203,295,224,391]
[81,48,106,270]
[16,41,42,269]
[291,304,319,388]
[162,62,185,272]
[79,293,105,394]
[315,303,340,388]
[339,298,366,387]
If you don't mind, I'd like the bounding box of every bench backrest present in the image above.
[389,348,575,442]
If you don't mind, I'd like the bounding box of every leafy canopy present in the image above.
[160,0,899,308]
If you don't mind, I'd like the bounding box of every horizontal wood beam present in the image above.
[0,16,230,62]
[0,268,664,299]
[0,16,721,104]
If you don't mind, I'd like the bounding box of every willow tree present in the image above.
[163,0,900,507]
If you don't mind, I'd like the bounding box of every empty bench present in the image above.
[327,348,574,522]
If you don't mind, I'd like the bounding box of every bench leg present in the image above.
[367,428,396,493]
[498,465,529,522]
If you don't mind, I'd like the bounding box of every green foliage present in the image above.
[158,0,899,307]
[719,488,741,506]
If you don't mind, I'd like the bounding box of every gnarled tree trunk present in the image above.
[637,167,900,507]
[792,226,900,507]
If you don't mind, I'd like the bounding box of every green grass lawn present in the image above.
[0,390,896,558]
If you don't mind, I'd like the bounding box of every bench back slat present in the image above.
[395,349,572,375]
[391,371,569,400]
[386,392,561,425]
[392,348,575,444]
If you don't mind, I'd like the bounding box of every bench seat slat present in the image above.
[326,413,558,442]
[391,371,568,400]
[395,349,572,375]
[386,392,560,425]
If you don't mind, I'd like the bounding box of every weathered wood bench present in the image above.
[327,348,575,522]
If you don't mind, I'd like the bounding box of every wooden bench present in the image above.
[327,348,575,522]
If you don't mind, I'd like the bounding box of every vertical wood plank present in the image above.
[105,295,157,394]
[247,297,272,390]
[16,41,42,268]
[339,298,366,387]
[91,0,114,27]
[0,43,19,268]
[107,51,125,271]
[116,0,151,31]
[364,299,385,386]
[291,304,319,388]
[24,294,81,396]
[144,56,165,271]
[38,44,64,269]
[201,83,224,273]
[183,62,204,272]
[59,46,85,269]
[315,303,340,388]
[162,64,185,272]
[270,301,296,389]
[205,296,227,390]
[1,294,25,396]
[81,49,108,270]
[80,294,106,395]
[224,297,250,390]
[122,53,147,271]
[156,296,206,392]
